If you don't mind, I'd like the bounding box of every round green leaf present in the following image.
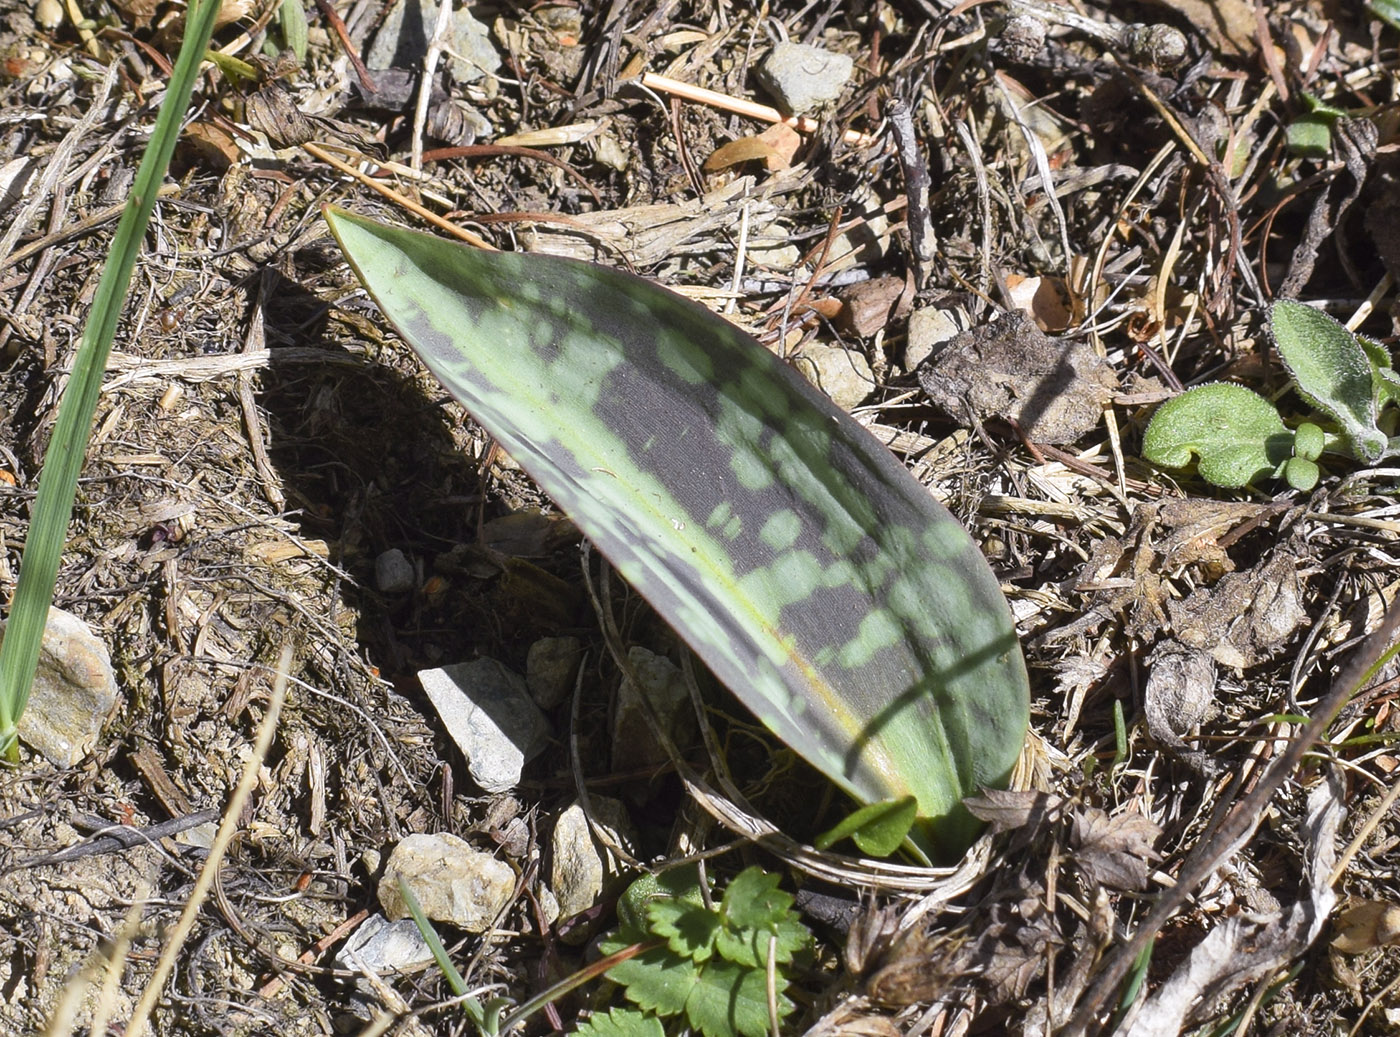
[1142,383,1291,488]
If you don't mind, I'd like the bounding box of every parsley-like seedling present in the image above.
[585,865,812,1037]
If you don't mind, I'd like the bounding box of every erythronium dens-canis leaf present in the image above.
[326,208,1029,858]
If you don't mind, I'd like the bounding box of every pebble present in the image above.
[335,914,434,974]
[420,658,551,792]
[525,636,584,710]
[9,607,118,767]
[366,0,500,86]
[550,797,636,925]
[756,41,853,115]
[378,832,515,931]
[793,343,873,411]
[375,548,415,593]
[904,307,966,371]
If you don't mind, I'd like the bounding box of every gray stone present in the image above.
[366,0,500,86]
[8,607,118,767]
[375,548,415,593]
[612,647,693,772]
[335,914,433,974]
[756,41,853,115]
[550,797,636,923]
[378,832,514,931]
[792,343,873,411]
[526,636,583,710]
[420,658,550,792]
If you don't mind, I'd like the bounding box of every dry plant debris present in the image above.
[1,0,1400,1034]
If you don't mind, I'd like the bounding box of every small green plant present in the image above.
[1142,301,1400,491]
[0,0,225,761]
[585,865,813,1037]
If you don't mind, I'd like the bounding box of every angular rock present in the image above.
[335,914,434,974]
[904,306,966,372]
[756,41,853,114]
[420,658,551,792]
[375,548,415,593]
[8,607,118,767]
[366,0,500,86]
[526,635,584,710]
[378,832,514,931]
[550,797,636,923]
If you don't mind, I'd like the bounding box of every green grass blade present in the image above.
[326,209,1030,857]
[0,0,225,760]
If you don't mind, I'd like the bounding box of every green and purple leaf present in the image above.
[326,208,1029,858]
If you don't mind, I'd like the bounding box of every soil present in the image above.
[1,0,1400,1034]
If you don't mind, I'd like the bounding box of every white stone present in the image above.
[335,914,433,974]
[378,832,514,931]
[793,342,874,411]
[420,658,550,792]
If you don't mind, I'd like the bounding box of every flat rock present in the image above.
[756,41,853,114]
[8,607,117,767]
[420,658,551,792]
[378,832,514,931]
[550,797,636,925]
[526,635,584,710]
[335,914,433,974]
[904,306,967,372]
[367,0,500,86]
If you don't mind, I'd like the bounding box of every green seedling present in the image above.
[589,865,813,1037]
[327,210,1030,860]
[1286,93,1348,158]
[0,0,225,761]
[1142,301,1400,492]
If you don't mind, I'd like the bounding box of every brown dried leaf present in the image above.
[1070,806,1162,891]
[964,788,1066,832]
[1332,900,1400,955]
[703,135,782,173]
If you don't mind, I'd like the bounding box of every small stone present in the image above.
[550,797,636,925]
[366,0,500,86]
[904,307,965,372]
[375,548,415,593]
[378,832,514,931]
[612,647,694,772]
[8,607,118,767]
[335,914,434,974]
[526,636,584,710]
[420,658,551,792]
[793,343,873,411]
[756,41,853,115]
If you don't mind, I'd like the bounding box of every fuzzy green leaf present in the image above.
[326,209,1030,858]
[1292,422,1325,463]
[574,1007,666,1037]
[1271,300,1386,461]
[1359,335,1400,409]
[1142,383,1292,488]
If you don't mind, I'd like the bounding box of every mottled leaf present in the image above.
[326,209,1030,857]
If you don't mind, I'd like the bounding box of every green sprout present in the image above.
[1142,301,1400,493]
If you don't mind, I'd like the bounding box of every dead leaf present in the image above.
[1143,642,1216,766]
[704,123,801,173]
[1154,0,1256,58]
[1168,551,1308,669]
[916,310,1119,445]
[835,276,906,338]
[1005,273,1072,332]
[964,788,1066,832]
[1332,900,1400,955]
[1070,806,1163,891]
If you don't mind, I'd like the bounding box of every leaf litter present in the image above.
[1,0,1399,1034]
